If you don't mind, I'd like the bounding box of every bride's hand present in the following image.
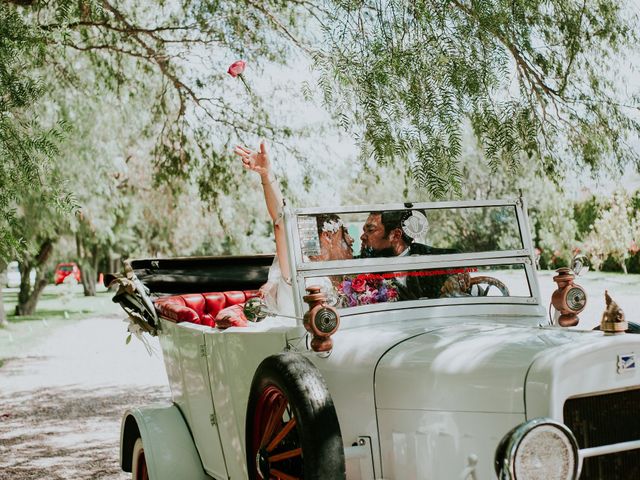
[234,141,271,179]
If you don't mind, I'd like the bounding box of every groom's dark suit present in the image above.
[396,242,458,300]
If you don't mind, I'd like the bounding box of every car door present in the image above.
[175,325,228,479]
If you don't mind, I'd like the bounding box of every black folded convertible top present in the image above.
[128,255,274,296]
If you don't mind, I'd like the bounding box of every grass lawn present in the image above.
[0,284,122,360]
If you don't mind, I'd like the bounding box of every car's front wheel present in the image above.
[131,438,149,480]
[246,353,346,480]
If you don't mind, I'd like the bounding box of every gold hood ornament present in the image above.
[600,290,627,334]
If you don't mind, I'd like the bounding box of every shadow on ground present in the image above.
[0,385,169,480]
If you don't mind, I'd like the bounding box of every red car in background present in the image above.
[54,262,81,285]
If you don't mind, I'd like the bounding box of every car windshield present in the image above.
[58,265,73,272]
[288,200,537,313]
[295,204,523,261]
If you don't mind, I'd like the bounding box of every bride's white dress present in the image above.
[263,256,336,316]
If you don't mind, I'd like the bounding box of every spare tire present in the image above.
[246,352,346,480]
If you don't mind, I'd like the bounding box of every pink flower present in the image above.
[227,60,246,78]
[386,288,398,300]
[360,289,378,304]
[630,241,639,255]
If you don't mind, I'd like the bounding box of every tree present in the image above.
[0,259,7,327]
[582,191,640,273]
[12,188,65,315]
[0,3,70,260]
[9,1,636,203]
[3,0,639,291]
[2,0,309,259]
[311,0,640,197]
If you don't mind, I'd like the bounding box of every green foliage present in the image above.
[580,191,640,273]
[3,0,639,280]
[310,0,640,197]
[573,195,600,237]
[0,4,71,260]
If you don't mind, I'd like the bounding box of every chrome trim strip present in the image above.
[298,256,532,278]
[293,198,519,215]
[579,439,640,458]
[296,249,530,271]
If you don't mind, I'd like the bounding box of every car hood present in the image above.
[374,323,631,413]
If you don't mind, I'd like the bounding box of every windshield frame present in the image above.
[283,198,540,317]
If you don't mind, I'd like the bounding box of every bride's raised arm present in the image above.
[234,141,290,282]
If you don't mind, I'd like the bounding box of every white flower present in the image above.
[124,316,157,356]
[322,219,344,233]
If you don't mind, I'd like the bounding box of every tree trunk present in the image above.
[79,260,96,296]
[0,259,7,327]
[15,276,48,316]
[76,233,96,296]
[15,240,53,316]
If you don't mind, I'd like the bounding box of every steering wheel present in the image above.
[440,273,510,297]
[468,276,510,296]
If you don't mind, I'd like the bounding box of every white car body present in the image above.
[116,199,640,480]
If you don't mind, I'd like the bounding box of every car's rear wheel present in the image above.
[131,438,149,480]
[246,353,346,480]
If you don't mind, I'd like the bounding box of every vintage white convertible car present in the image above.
[110,199,640,480]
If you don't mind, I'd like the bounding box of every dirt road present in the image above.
[0,315,169,480]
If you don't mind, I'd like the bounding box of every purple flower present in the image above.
[348,294,358,307]
[376,287,388,302]
[360,289,378,304]
[340,279,353,295]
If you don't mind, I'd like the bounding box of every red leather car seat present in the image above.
[155,290,258,328]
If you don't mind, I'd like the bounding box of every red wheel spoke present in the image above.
[259,390,282,447]
[260,396,288,448]
[266,417,297,453]
[268,447,302,463]
[270,468,300,480]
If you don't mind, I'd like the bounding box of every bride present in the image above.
[234,141,353,315]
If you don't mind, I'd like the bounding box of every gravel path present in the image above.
[0,315,170,480]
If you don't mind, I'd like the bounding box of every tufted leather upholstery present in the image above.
[155,290,259,327]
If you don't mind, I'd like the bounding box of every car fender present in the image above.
[120,403,213,480]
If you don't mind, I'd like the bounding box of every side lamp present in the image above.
[551,267,587,327]
[302,285,340,353]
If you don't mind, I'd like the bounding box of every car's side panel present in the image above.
[205,321,293,479]
[120,404,214,480]
[158,319,185,407]
[376,409,524,479]
[174,323,229,479]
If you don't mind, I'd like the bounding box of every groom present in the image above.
[360,210,458,299]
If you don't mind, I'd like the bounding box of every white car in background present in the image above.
[5,261,21,288]
[4,261,35,288]
[110,198,640,480]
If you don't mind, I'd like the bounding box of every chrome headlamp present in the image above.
[495,418,578,480]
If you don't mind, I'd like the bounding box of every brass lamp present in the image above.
[551,268,587,327]
[303,285,340,352]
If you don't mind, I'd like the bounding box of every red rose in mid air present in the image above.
[351,276,367,293]
[227,60,246,78]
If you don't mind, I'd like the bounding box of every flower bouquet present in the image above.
[338,274,399,307]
